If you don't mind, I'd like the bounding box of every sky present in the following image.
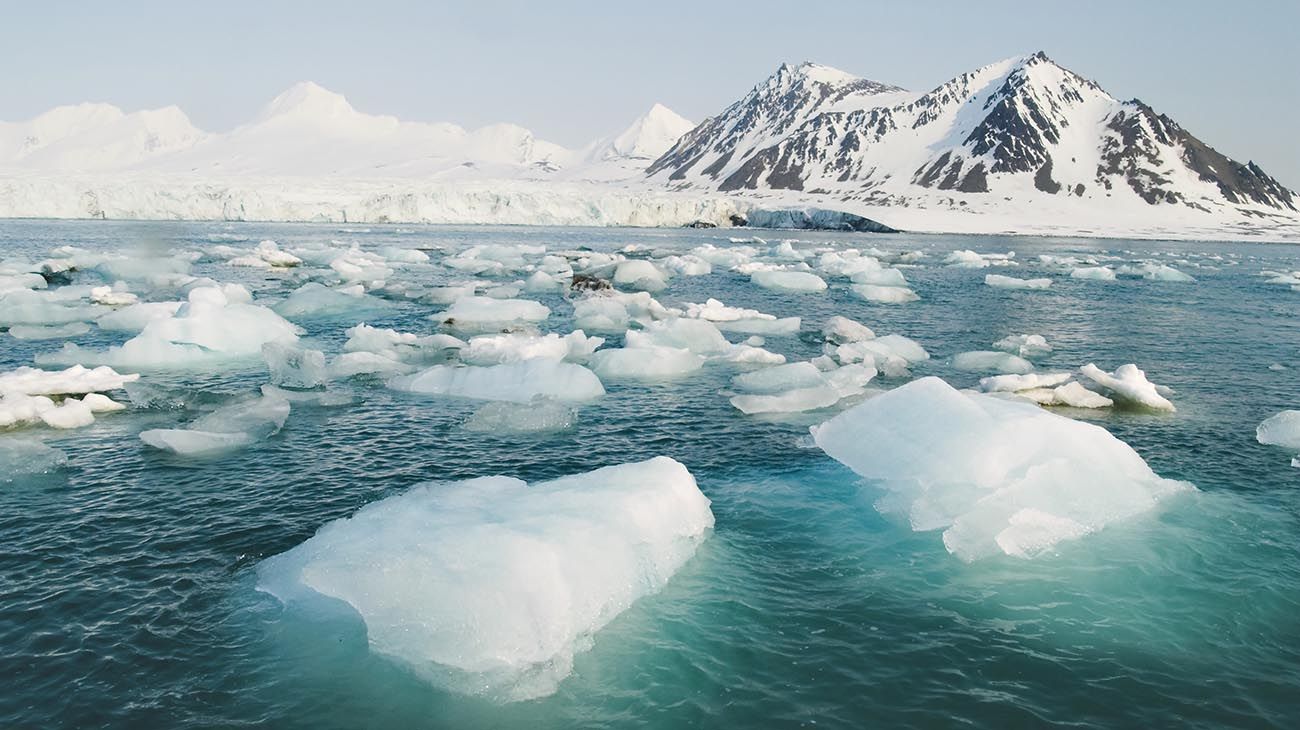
[2,0,1297,186]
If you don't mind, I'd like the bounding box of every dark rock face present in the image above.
[745,208,898,232]
[648,52,1298,214]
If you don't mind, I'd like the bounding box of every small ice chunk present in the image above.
[140,392,291,456]
[461,331,604,366]
[822,316,875,344]
[263,342,328,389]
[751,270,827,293]
[730,364,876,415]
[1051,381,1114,409]
[463,399,577,434]
[8,322,92,340]
[1257,410,1300,465]
[613,260,669,292]
[0,365,140,396]
[390,361,604,403]
[993,334,1052,358]
[95,302,184,332]
[952,351,1034,375]
[1070,266,1116,281]
[588,346,703,380]
[437,296,549,330]
[0,438,68,478]
[850,284,919,303]
[274,283,390,319]
[90,286,139,306]
[731,362,825,394]
[850,268,908,287]
[1079,363,1175,412]
[984,274,1051,290]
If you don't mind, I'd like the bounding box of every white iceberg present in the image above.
[256,456,713,701]
[1079,363,1175,412]
[811,377,1193,561]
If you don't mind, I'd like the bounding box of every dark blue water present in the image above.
[2,220,1299,728]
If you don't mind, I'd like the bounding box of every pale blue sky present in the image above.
[3,0,1297,185]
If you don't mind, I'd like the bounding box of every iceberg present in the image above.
[811,377,1193,560]
[256,456,713,701]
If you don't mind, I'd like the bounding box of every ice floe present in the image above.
[140,391,292,456]
[389,360,604,402]
[1079,363,1175,412]
[1256,410,1300,467]
[812,377,1193,560]
[984,274,1051,290]
[256,456,713,701]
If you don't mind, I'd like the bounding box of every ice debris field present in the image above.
[3,220,1300,727]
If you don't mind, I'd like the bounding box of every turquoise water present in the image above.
[2,220,1299,728]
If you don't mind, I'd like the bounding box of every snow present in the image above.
[1078,363,1175,412]
[985,274,1051,290]
[389,360,605,403]
[811,377,1194,560]
[256,456,713,701]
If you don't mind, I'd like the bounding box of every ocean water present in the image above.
[1,220,1299,729]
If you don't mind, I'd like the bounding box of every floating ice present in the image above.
[95,302,184,332]
[463,399,577,434]
[984,274,1051,290]
[731,362,826,394]
[945,250,1014,269]
[571,291,674,333]
[90,285,139,306]
[39,285,301,369]
[1070,266,1116,281]
[256,456,713,702]
[343,323,463,363]
[139,391,291,456]
[751,270,827,293]
[1119,263,1196,282]
[822,316,875,344]
[389,360,604,403]
[274,283,390,319]
[979,372,1113,409]
[263,343,328,389]
[850,283,919,304]
[461,331,604,366]
[730,364,876,414]
[993,334,1052,358]
[8,322,92,340]
[811,377,1193,561]
[951,351,1034,375]
[589,346,703,380]
[436,296,550,331]
[0,365,140,396]
[683,299,799,335]
[0,289,100,327]
[1256,411,1300,466]
[1079,363,1175,411]
[0,438,68,478]
[612,260,668,292]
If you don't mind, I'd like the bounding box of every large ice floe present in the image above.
[812,377,1193,561]
[38,285,302,369]
[256,456,713,701]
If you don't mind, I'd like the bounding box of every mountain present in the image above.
[649,53,1297,214]
[0,103,205,171]
[587,103,694,162]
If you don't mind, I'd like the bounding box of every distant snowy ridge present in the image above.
[1,53,1298,240]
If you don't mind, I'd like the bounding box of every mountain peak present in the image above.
[256,81,355,122]
[598,103,694,161]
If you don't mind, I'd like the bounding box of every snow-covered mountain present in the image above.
[0,103,205,171]
[650,53,1297,216]
[0,82,688,179]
